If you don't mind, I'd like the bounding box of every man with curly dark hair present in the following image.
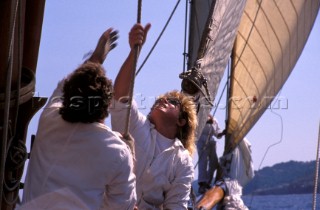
[59,62,113,123]
[21,28,136,210]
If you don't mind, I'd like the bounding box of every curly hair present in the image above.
[59,62,113,123]
[158,90,198,155]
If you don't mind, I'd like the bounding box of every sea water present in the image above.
[242,194,318,210]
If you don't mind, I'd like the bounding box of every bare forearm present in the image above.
[114,50,136,100]
[196,186,224,209]
[114,23,151,101]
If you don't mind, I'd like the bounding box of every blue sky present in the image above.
[25,1,320,179]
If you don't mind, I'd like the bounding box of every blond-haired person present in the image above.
[110,23,198,210]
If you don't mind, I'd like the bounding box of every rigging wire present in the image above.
[255,77,286,171]
[223,58,231,122]
[246,99,285,207]
[312,122,320,210]
[258,108,284,170]
[135,0,182,76]
[182,0,189,73]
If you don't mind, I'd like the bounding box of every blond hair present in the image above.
[159,90,198,155]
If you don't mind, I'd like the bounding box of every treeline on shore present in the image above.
[244,160,318,195]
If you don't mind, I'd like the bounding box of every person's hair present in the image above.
[206,114,213,124]
[59,62,113,123]
[159,90,197,155]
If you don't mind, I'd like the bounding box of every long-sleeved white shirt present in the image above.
[110,99,194,210]
[21,80,136,210]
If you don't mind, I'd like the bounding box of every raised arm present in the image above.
[113,23,151,100]
[87,28,119,64]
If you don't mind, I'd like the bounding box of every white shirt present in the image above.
[21,80,136,210]
[111,99,194,210]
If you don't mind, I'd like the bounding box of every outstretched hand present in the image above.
[89,28,119,64]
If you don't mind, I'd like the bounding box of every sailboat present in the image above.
[0,0,319,209]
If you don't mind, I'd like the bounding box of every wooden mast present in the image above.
[0,0,47,209]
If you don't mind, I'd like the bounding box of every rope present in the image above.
[124,0,142,136]
[3,139,27,205]
[3,1,26,205]
[0,0,20,205]
[5,138,26,207]
[312,121,320,210]
[136,0,181,76]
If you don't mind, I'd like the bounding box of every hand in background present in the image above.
[88,28,119,64]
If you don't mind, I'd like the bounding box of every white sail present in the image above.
[225,0,320,152]
[182,0,247,139]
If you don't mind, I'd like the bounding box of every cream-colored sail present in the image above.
[183,0,247,139]
[225,0,320,152]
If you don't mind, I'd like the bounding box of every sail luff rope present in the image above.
[135,0,181,76]
[124,0,142,137]
[312,121,320,210]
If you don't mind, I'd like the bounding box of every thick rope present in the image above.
[124,0,142,137]
[312,121,320,210]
